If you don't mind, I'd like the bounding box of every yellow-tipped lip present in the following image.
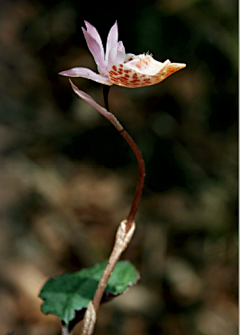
[178,63,187,69]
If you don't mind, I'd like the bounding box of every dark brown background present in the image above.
[0,0,238,334]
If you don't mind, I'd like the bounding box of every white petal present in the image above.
[106,21,118,65]
[107,41,126,70]
[69,80,123,131]
[107,44,118,71]
[59,67,112,85]
[115,41,126,64]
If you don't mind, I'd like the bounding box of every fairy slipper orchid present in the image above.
[59,21,186,88]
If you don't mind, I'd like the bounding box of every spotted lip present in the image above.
[109,64,157,88]
[108,62,186,88]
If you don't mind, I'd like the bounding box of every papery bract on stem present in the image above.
[59,21,186,88]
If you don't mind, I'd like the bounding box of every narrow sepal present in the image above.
[59,67,112,85]
[82,27,107,75]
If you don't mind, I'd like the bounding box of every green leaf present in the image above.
[39,260,139,325]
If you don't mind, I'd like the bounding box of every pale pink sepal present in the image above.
[59,67,112,85]
[84,21,104,59]
[82,28,107,76]
[69,80,123,131]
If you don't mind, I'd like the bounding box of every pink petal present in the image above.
[59,67,113,85]
[82,28,107,76]
[69,80,123,131]
[106,21,118,65]
[84,21,104,58]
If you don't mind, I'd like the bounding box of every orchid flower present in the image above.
[58,22,187,335]
[59,21,186,88]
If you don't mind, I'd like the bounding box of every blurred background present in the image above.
[0,0,238,334]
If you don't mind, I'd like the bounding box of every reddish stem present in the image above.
[90,87,145,322]
[103,85,145,230]
[119,129,145,231]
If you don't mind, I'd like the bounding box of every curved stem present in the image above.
[102,85,145,231]
[119,129,145,231]
[82,87,145,334]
